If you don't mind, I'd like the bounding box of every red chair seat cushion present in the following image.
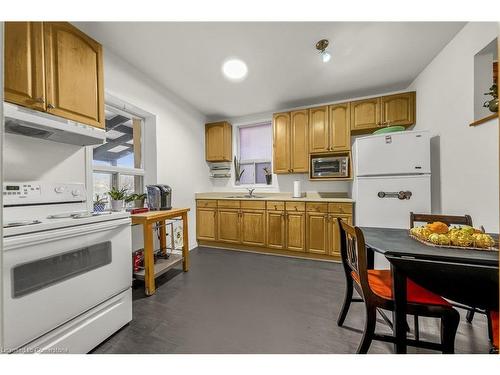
[491,311,499,349]
[351,269,451,307]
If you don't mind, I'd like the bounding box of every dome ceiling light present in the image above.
[315,39,331,63]
[221,58,248,82]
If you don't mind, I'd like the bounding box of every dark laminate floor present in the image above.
[91,247,491,354]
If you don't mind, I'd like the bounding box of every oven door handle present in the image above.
[3,218,131,251]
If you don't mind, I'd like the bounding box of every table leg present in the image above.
[182,212,189,272]
[143,223,156,296]
[159,220,167,256]
[391,263,407,354]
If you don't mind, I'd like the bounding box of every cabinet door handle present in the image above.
[34,97,45,104]
[47,103,55,109]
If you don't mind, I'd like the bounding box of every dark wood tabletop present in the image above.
[360,226,499,353]
[361,227,499,267]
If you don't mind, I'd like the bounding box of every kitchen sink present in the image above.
[224,195,264,199]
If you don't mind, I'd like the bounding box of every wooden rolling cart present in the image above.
[131,208,190,296]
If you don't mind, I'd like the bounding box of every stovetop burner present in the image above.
[3,220,42,228]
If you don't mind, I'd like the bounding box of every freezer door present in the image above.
[354,175,431,229]
[354,130,430,176]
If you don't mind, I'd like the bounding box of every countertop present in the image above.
[195,192,354,203]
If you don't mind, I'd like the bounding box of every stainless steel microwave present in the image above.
[311,156,349,178]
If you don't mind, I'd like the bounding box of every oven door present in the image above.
[312,157,346,178]
[2,217,131,351]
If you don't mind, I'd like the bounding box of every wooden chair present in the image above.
[409,212,472,228]
[410,212,480,323]
[336,218,460,354]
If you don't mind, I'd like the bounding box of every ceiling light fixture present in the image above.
[222,58,248,82]
[315,39,331,63]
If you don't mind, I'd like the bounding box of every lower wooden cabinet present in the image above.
[196,199,353,261]
[306,212,329,255]
[218,209,240,244]
[266,210,285,249]
[196,207,217,241]
[241,210,266,246]
[285,211,305,252]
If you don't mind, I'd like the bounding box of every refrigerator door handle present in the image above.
[377,191,412,200]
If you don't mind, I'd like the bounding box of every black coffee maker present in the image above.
[146,185,172,210]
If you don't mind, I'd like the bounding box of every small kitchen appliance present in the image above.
[146,184,172,210]
[2,181,132,353]
[311,155,349,178]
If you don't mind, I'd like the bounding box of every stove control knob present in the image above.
[71,189,81,197]
[54,186,65,194]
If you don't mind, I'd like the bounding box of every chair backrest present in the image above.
[338,218,372,299]
[410,212,473,228]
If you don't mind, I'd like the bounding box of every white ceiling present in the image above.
[76,22,465,120]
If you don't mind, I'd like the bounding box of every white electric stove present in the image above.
[2,181,132,354]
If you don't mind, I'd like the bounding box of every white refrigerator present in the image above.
[353,130,432,268]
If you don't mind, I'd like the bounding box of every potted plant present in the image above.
[126,193,147,208]
[93,194,107,212]
[263,167,272,185]
[108,186,128,212]
[233,156,245,185]
[483,83,498,113]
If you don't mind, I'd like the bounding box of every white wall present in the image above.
[103,50,210,249]
[2,48,210,251]
[408,22,499,232]
[208,111,352,194]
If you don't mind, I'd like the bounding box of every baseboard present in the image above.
[197,240,341,263]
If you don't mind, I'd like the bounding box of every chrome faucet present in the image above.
[247,188,255,197]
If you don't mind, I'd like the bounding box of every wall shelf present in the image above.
[469,113,498,127]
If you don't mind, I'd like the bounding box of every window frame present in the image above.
[235,121,273,187]
[86,102,147,210]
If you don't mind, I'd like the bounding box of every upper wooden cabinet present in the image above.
[4,22,105,129]
[290,110,309,172]
[273,110,308,174]
[205,121,232,162]
[309,106,329,153]
[309,104,350,153]
[350,97,381,132]
[351,92,416,133]
[380,92,415,127]
[4,22,46,111]
[329,103,351,152]
[43,22,104,128]
[272,112,290,173]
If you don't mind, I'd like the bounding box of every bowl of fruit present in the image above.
[409,221,497,251]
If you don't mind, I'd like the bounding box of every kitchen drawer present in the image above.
[306,202,328,213]
[267,201,285,211]
[285,201,305,212]
[196,199,217,208]
[217,200,241,209]
[328,202,353,214]
[241,200,266,210]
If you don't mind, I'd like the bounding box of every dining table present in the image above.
[361,227,499,354]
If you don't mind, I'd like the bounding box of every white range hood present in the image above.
[3,102,106,146]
